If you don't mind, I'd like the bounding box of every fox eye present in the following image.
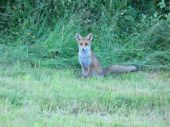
[80,43,83,46]
[85,43,88,46]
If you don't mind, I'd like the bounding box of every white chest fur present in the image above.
[78,51,92,68]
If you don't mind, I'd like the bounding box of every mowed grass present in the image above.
[0,65,170,127]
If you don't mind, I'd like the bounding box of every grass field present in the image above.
[0,64,169,127]
[1,1,170,126]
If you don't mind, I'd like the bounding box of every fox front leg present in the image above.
[81,66,90,78]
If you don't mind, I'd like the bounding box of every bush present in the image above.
[0,0,169,69]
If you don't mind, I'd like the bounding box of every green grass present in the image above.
[1,1,170,126]
[0,64,169,127]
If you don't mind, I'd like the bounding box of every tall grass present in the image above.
[0,0,170,69]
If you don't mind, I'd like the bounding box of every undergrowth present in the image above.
[0,0,170,69]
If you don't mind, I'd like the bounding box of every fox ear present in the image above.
[75,33,82,41]
[86,33,93,41]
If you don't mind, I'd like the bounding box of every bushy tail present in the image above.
[103,65,138,75]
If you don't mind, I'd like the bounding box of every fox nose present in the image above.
[82,48,85,51]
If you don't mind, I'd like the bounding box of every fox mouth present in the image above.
[79,48,86,52]
[81,49,87,52]
[79,49,89,54]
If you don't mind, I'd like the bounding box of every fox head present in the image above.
[75,33,93,52]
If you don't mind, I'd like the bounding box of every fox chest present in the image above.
[78,53,92,68]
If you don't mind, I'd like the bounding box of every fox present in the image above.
[75,33,138,77]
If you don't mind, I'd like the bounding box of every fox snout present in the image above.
[79,46,90,52]
[82,48,85,51]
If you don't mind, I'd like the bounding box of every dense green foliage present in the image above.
[0,0,170,69]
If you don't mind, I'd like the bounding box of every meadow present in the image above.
[0,64,170,127]
[0,1,170,126]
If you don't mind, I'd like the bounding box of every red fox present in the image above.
[75,33,138,77]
